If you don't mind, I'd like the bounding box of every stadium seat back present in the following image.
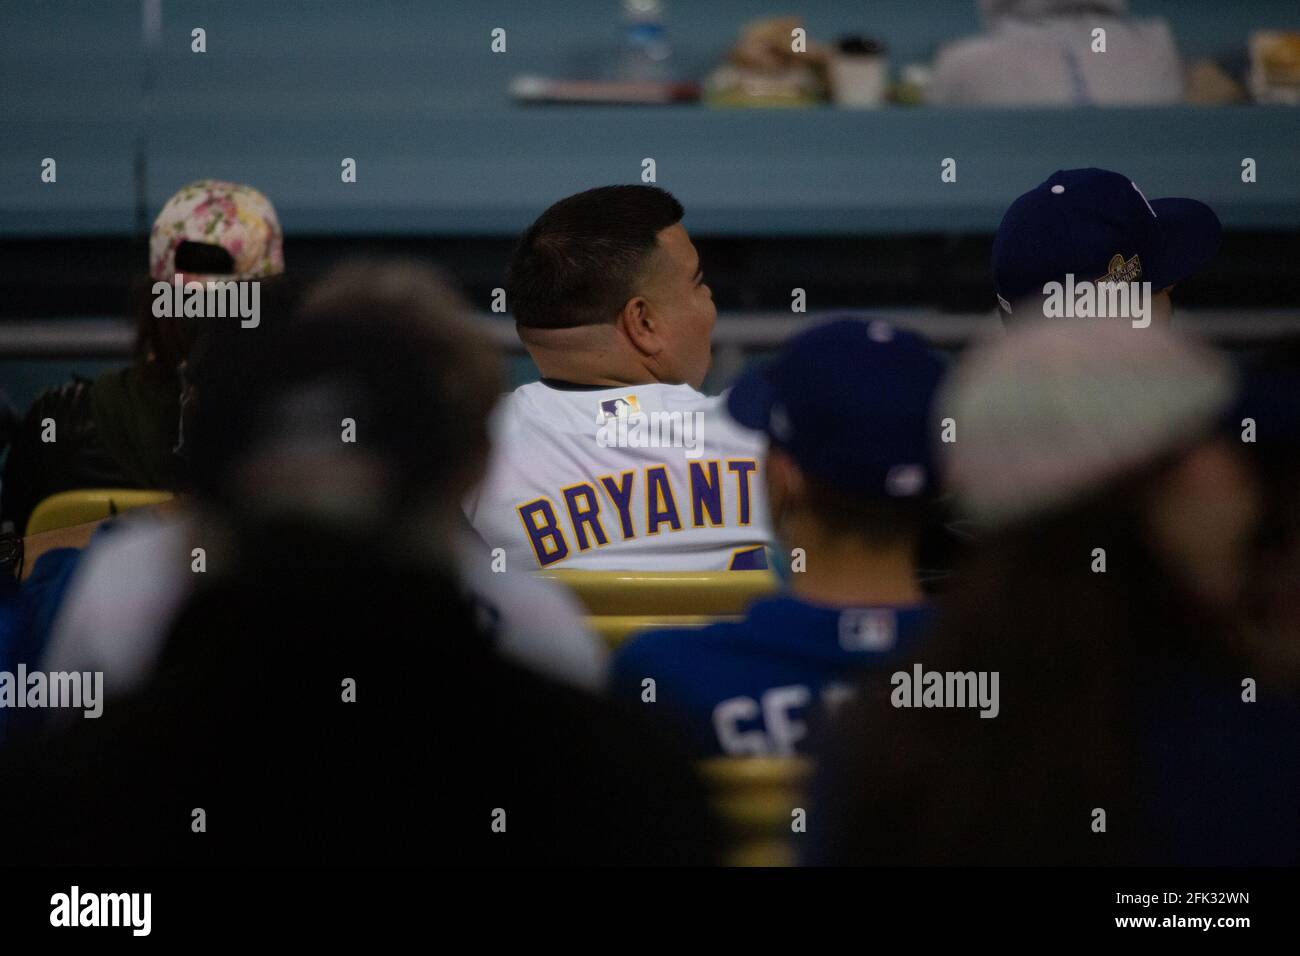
[534,569,778,647]
[698,756,813,867]
[25,489,174,537]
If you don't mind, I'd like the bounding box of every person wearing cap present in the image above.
[609,318,946,758]
[0,180,288,536]
[812,321,1299,865]
[993,167,1221,326]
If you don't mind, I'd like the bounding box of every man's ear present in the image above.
[616,297,662,357]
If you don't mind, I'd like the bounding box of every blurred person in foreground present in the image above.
[37,263,605,701]
[811,320,1299,865]
[611,319,945,757]
[468,185,773,572]
[1236,338,1300,674]
[0,274,715,865]
[930,0,1183,107]
[0,180,288,535]
[993,168,1221,328]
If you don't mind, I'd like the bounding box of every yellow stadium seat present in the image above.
[534,569,778,648]
[585,614,729,647]
[698,756,813,867]
[25,489,174,537]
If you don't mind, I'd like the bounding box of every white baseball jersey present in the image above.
[467,380,773,571]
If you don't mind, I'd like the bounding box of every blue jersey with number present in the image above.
[610,596,931,757]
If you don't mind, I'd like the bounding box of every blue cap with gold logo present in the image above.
[992,168,1222,312]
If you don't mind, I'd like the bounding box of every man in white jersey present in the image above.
[467,185,774,571]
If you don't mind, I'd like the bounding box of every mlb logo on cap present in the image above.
[992,168,1222,312]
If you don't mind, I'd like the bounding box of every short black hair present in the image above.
[507,185,685,330]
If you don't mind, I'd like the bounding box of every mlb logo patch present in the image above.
[838,608,897,652]
[599,395,640,420]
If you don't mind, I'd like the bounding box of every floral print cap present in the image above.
[149,179,284,281]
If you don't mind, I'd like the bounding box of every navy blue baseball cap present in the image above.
[726,318,946,499]
[992,168,1222,310]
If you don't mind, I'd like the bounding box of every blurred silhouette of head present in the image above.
[187,260,500,566]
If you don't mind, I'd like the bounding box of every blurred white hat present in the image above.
[938,320,1234,526]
